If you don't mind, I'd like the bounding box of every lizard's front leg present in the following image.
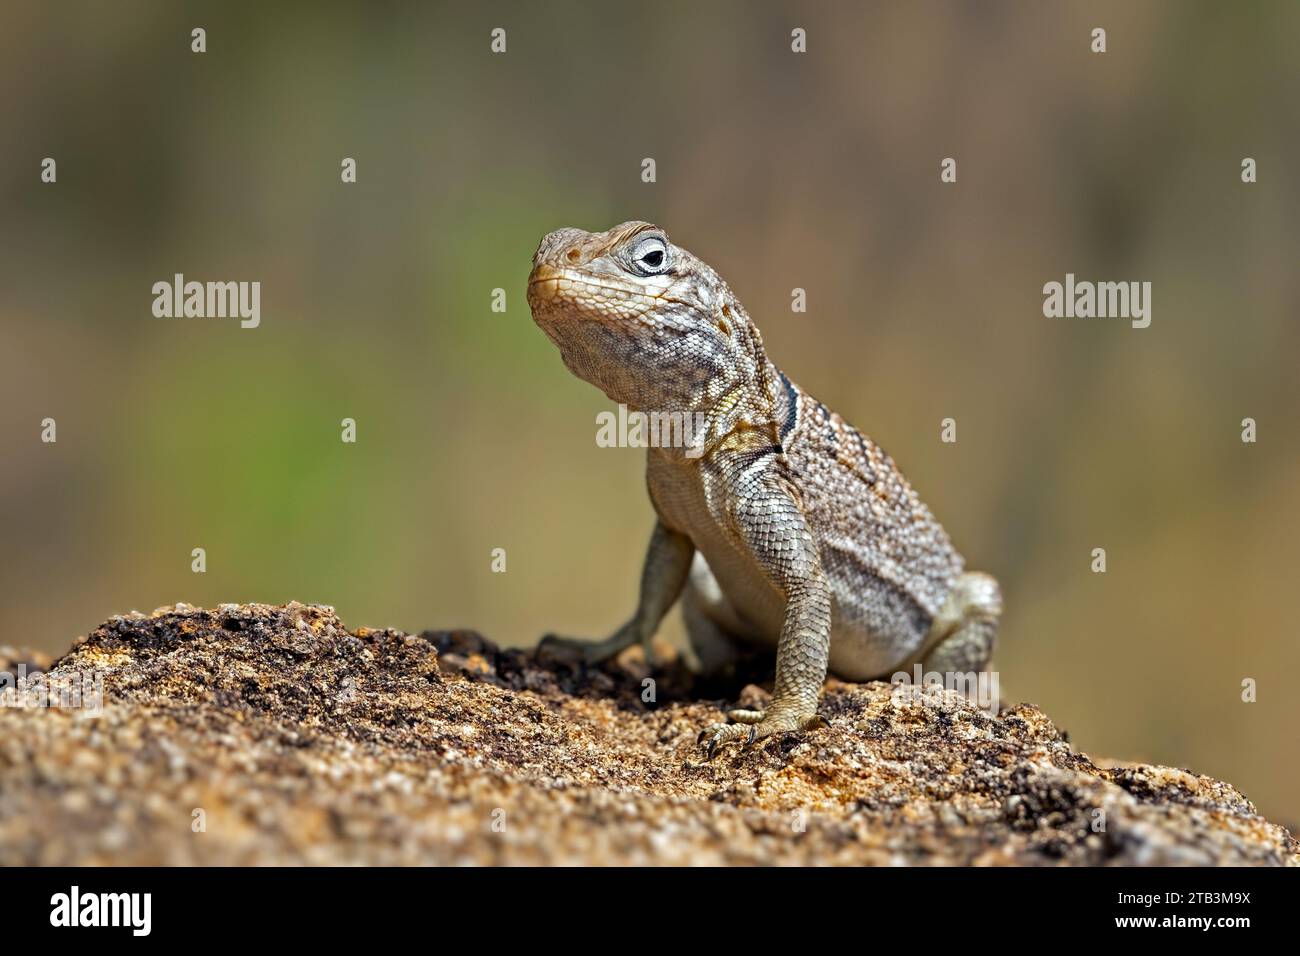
[698,471,832,758]
[539,520,693,667]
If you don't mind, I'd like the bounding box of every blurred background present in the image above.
[2,1,1297,824]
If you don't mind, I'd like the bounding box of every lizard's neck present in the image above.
[650,358,794,465]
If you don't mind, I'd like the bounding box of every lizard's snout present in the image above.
[527,263,564,308]
[532,227,591,269]
[529,227,594,314]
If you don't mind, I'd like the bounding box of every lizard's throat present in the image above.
[537,326,718,413]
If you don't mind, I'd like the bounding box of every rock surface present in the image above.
[0,602,1294,866]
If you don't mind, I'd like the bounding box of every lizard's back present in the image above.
[782,385,963,677]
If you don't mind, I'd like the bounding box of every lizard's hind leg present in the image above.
[682,554,748,679]
[921,571,1002,676]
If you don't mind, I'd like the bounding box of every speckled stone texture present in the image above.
[0,602,1294,866]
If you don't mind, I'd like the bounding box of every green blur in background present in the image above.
[2,2,1297,824]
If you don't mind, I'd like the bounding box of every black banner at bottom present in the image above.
[0,865,1284,939]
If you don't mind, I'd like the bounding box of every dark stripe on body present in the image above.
[777,368,800,443]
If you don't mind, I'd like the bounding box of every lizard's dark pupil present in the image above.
[641,250,664,268]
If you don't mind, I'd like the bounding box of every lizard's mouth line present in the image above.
[527,271,666,327]
[527,266,695,328]
[529,259,670,290]
[527,275,651,302]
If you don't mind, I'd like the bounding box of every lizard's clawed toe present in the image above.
[696,711,827,758]
[696,722,750,760]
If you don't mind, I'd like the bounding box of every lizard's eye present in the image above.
[629,236,669,275]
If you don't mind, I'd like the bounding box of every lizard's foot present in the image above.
[537,622,652,667]
[696,711,828,759]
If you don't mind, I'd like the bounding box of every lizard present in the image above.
[526,221,1002,757]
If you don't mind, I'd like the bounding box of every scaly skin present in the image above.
[527,222,1002,757]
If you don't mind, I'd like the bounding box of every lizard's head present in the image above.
[527,221,764,413]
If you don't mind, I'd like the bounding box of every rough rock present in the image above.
[0,602,1294,866]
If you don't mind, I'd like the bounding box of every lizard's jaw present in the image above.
[527,264,675,410]
[526,263,660,329]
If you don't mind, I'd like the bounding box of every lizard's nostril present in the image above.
[566,249,581,263]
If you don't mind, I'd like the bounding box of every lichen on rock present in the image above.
[0,602,1294,866]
